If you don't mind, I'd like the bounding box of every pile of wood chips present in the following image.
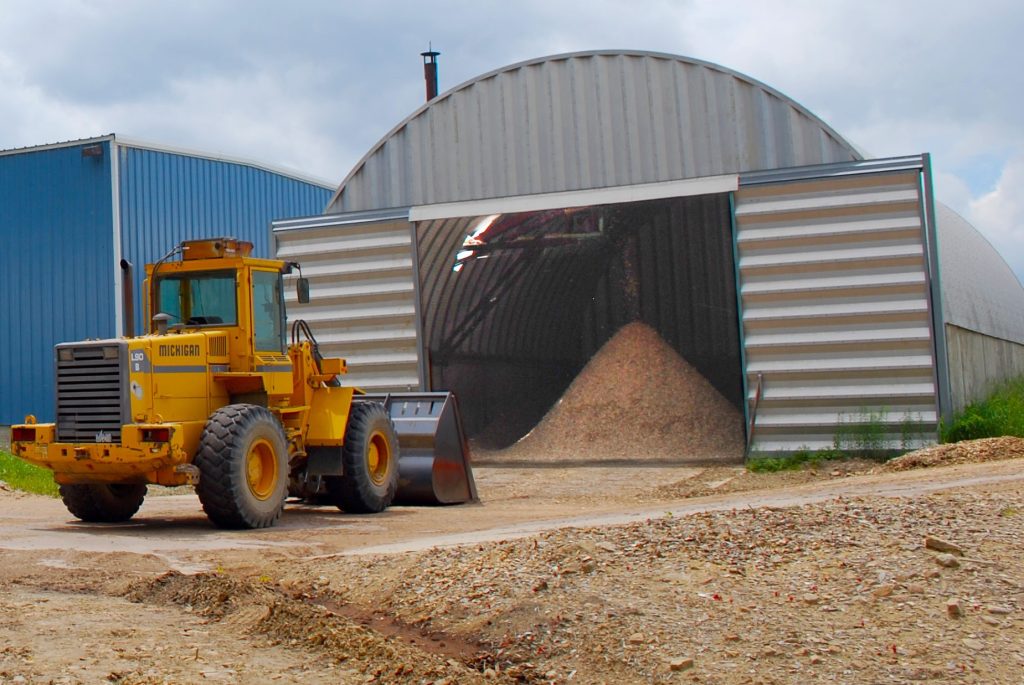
[884,436,1024,471]
[487,322,743,462]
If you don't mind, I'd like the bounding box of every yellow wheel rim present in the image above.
[366,431,391,486]
[246,438,278,500]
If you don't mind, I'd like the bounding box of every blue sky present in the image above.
[1,0,1022,281]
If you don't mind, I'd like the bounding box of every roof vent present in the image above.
[421,46,440,101]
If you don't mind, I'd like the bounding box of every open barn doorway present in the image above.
[415,192,743,453]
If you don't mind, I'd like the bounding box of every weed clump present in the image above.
[942,377,1024,443]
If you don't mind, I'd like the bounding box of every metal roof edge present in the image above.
[272,207,412,232]
[111,134,337,190]
[408,175,738,222]
[0,134,115,157]
[1,134,337,190]
[739,155,927,186]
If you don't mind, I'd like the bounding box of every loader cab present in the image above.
[145,238,292,361]
[154,269,239,330]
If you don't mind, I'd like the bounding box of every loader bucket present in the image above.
[360,392,478,505]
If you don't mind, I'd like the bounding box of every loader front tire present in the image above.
[59,483,147,523]
[194,404,288,529]
[327,402,399,513]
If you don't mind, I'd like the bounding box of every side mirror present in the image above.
[296,277,310,304]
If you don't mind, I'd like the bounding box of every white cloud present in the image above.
[968,152,1024,282]
[0,0,1022,281]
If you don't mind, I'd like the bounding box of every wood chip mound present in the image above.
[884,436,1024,471]
[480,322,743,463]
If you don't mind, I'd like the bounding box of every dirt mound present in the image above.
[127,571,504,683]
[884,436,1024,471]
[650,459,883,500]
[481,322,743,462]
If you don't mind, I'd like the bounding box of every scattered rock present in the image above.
[627,633,645,645]
[871,584,895,598]
[935,553,960,568]
[987,606,1013,615]
[925,536,965,556]
[802,593,820,605]
[669,657,694,671]
[947,598,963,618]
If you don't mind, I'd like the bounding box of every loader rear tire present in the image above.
[59,483,147,523]
[194,404,288,529]
[327,402,399,513]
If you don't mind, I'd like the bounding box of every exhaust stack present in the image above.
[120,259,135,338]
[421,47,440,101]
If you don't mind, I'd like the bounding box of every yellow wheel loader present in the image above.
[10,238,476,529]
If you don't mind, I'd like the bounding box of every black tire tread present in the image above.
[194,404,288,529]
[327,402,399,513]
[59,483,147,523]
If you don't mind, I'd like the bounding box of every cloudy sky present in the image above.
[2,0,1022,281]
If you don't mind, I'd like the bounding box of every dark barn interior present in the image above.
[416,193,744,447]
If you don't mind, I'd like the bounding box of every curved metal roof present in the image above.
[937,203,1024,345]
[328,50,861,213]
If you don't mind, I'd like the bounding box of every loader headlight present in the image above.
[11,427,35,442]
[58,349,73,362]
[103,346,119,359]
[141,427,171,443]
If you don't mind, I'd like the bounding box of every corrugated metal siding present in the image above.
[0,141,116,423]
[118,144,333,334]
[273,212,422,391]
[329,50,860,213]
[946,324,1024,412]
[735,164,940,452]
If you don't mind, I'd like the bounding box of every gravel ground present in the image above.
[0,442,1021,684]
[283,478,1023,684]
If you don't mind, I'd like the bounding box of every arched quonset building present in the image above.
[273,50,1024,453]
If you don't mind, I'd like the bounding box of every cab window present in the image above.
[252,270,285,352]
[155,271,237,327]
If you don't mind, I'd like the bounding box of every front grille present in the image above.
[56,342,128,443]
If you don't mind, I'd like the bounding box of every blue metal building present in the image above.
[0,134,333,423]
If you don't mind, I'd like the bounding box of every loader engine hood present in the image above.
[126,331,228,424]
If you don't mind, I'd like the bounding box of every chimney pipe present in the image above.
[421,47,440,101]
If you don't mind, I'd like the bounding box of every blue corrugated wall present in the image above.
[0,141,116,424]
[118,145,332,336]
[0,140,332,424]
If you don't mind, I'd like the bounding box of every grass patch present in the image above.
[0,450,59,497]
[942,376,1024,443]
[746,447,844,473]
